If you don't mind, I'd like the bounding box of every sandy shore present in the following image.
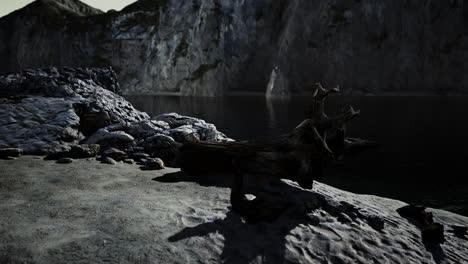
[1,156,467,263]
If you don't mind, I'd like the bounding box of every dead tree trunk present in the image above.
[178,84,374,216]
[179,84,371,183]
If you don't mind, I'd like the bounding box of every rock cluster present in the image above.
[0,67,231,166]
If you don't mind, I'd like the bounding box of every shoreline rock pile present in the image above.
[0,67,231,167]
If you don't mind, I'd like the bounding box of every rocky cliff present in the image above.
[0,0,466,95]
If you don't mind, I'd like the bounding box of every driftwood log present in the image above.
[178,84,374,219]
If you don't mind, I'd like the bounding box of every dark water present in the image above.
[127,95,468,216]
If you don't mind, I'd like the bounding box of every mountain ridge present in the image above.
[0,0,466,96]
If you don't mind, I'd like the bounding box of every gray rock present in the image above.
[128,152,150,162]
[84,129,135,149]
[70,144,100,159]
[101,157,117,165]
[142,134,180,166]
[112,120,166,139]
[306,213,321,226]
[123,159,134,164]
[337,213,353,224]
[56,158,73,164]
[367,215,385,231]
[142,158,165,170]
[101,148,127,162]
[155,113,231,142]
[0,68,148,154]
[0,97,82,154]
[154,113,201,128]
[79,111,111,136]
[168,125,200,143]
[0,148,23,158]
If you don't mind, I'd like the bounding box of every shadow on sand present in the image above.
[154,171,318,263]
[167,208,314,264]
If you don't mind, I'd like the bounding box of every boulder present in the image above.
[70,144,100,159]
[143,134,180,166]
[128,152,150,162]
[101,148,127,162]
[168,125,200,143]
[142,158,165,170]
[79,111,111,136]
[153,113,201,128]
[101,157,117,165]
[120,120,166,139]
[0,148,23,158]
[84,129,134,149]
[0,68,147,154]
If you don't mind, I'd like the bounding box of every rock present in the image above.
[44,151,70,160]
[306,213,321,226]
[154,113,201,128]
[337,213,353,224]
[119,120,166,139]
[56,158,73,164]
[101,148,127,161]
[450,225,468,239]
[397,204,445,244]
[422,223,445,244]
[142,158,165,170]
[0,148,23,158]
[168,125,200,143]
[0,68,147,154]
[366,215,385,231]
[79,111,111,136]
[128,152,150,162]
[142,134,180,166]
[70,144,100,159]
[0,68,231,160]
[101,157,117,165]
[84,129,135,149]
[397,205,433,226]
[123,159,134,164]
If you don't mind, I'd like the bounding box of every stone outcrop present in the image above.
[0,67,230,164]
[0,0,466,96]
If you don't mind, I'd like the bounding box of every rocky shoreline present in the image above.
[0,67,230,167]
[1,67,468,263]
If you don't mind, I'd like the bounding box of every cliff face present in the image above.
[0,0,466,95]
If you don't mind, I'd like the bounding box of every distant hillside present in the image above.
[0,0,466,96]
[4,0,103,19]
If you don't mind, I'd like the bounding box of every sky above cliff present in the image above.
[0,0,137,18]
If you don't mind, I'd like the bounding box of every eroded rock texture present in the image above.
[0,67,230,163]
[0,0,466,95]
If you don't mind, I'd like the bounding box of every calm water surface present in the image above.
[127,95,468,216]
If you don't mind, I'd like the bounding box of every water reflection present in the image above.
[126,95,468,216]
